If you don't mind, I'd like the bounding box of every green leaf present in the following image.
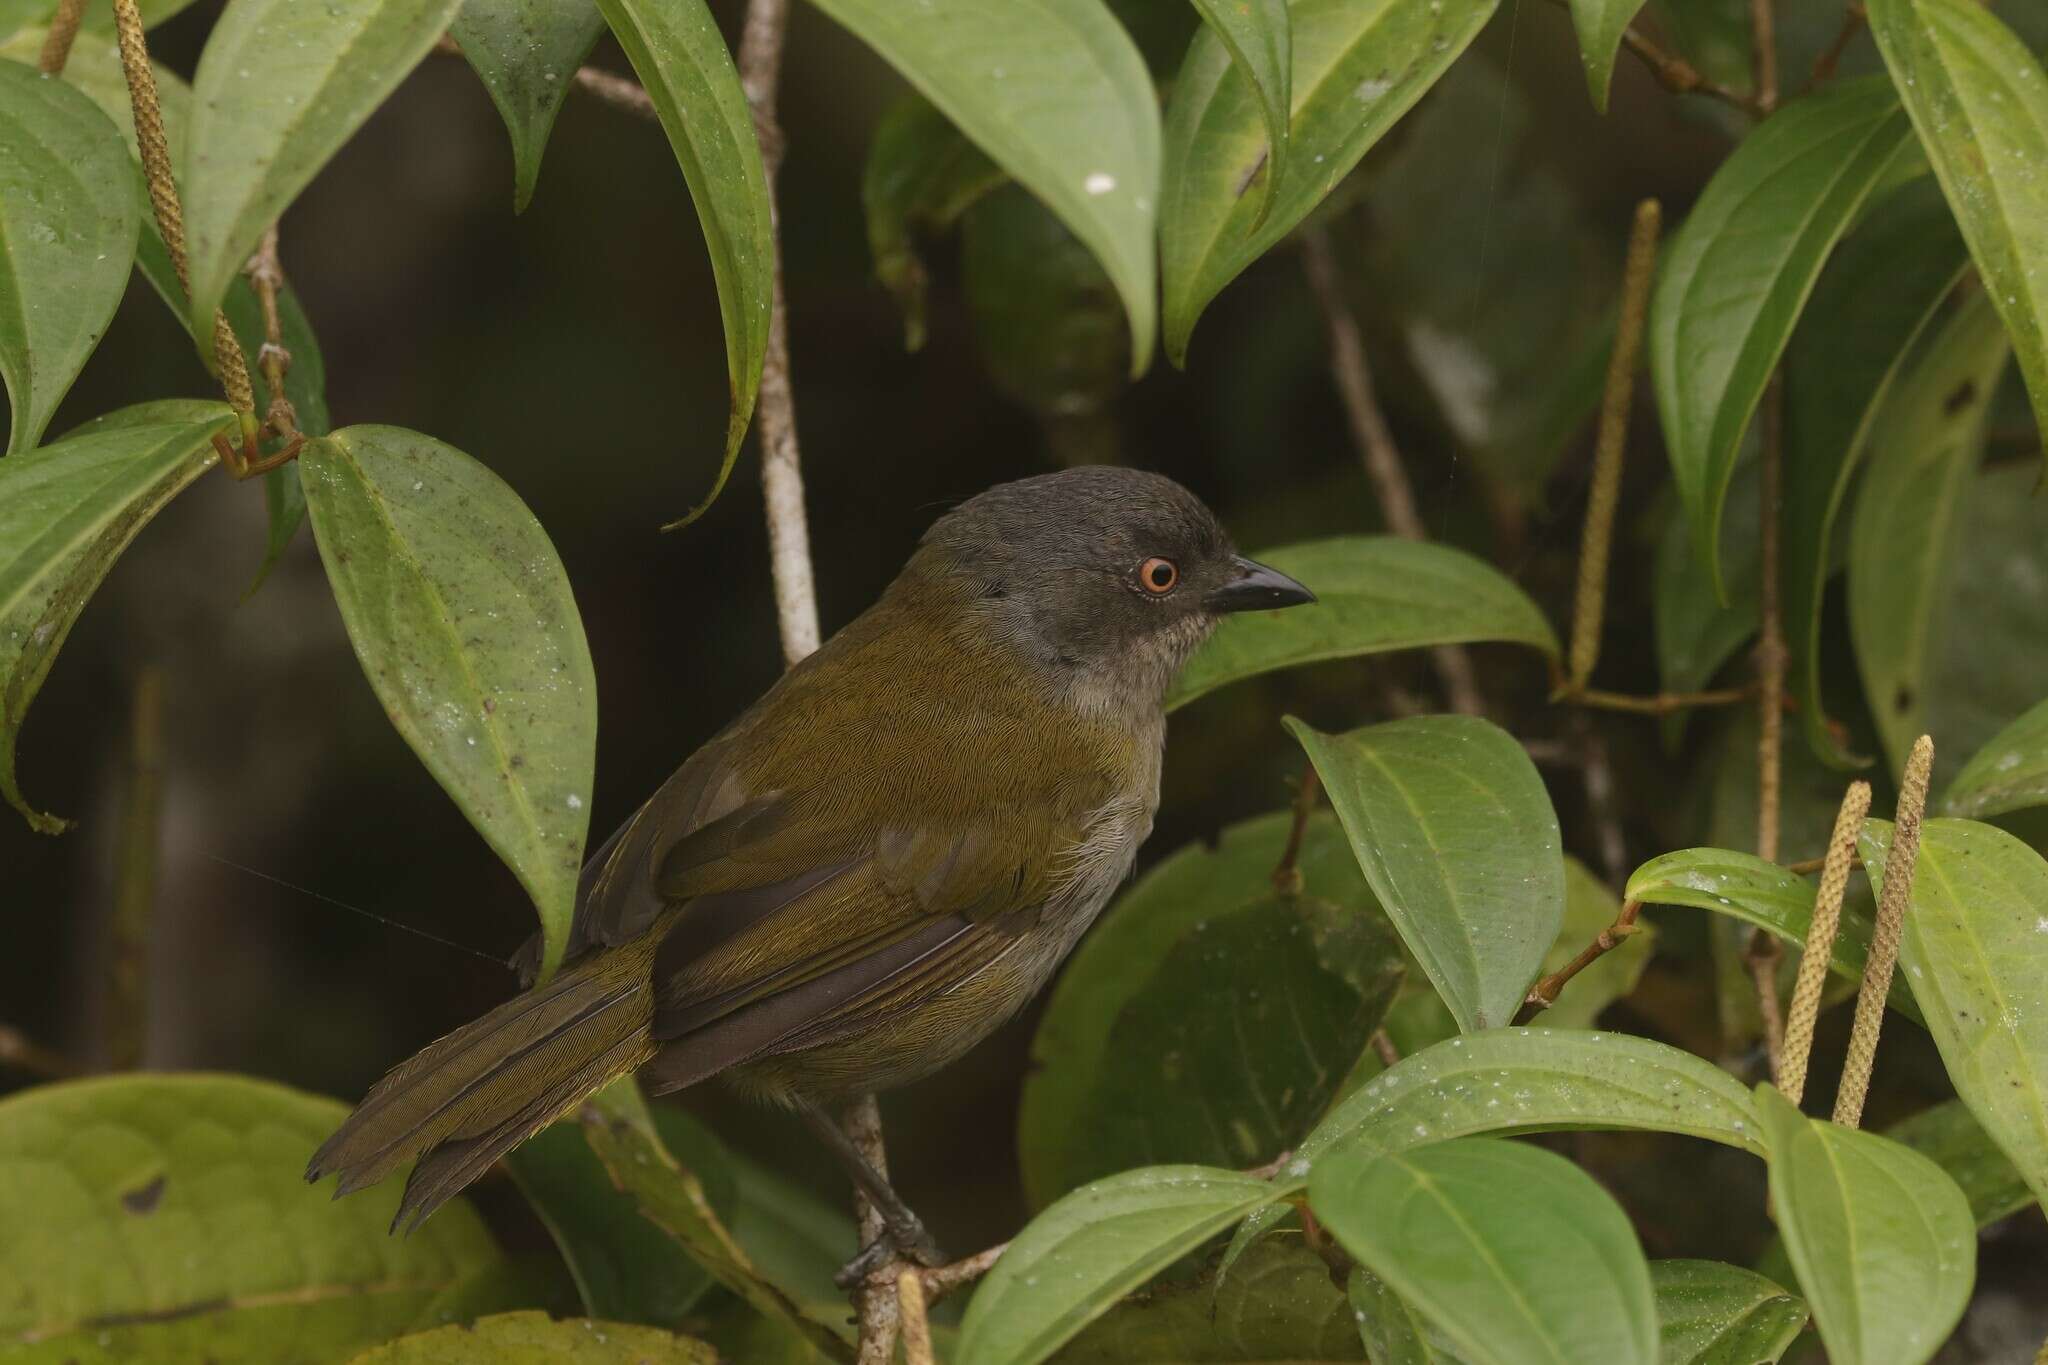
[1625,846,1922,1024]
[1290,1028,1768,1177]
[0,26,186,172]
[345,1311,715,1364]
[184,0,461,342]
[1751,1083,1975,1365]
[1868,0,2048,454]
[1349,1267,1463,1365]
[300,426,596,980]
[1861,817,2048,1212]
[1159,0,1498,365]
[505,1113,730,1327]
[861,94,1004,351]
[1168,538,1558,711]
[0,1073,518,1363]
[593,0,772,522]
[957,1166,1279,1365]
[1649,1261,1806,1365]
[1782,180,1970,768]
[716,1144,856,1320]
[1020,809,1383,1207]
[1537,859,1655,1031]
[1567,0,1649,113]
[1649,76,1916,598]
[0,406,228,831]
[1287,715,1564,1032]
[1942,697,2048,820]
[451,0,606,213]
[0,59,139,455]
[1887,1098,2035,1227]
[578,1085,851,1362]
[1186,0,1289,223]
[1847,292,2011,778]
[809,0,1159,374]
[1059,1234,1367,1362]
[1309,1137,1658,1365]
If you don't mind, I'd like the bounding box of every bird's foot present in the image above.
[834,1213,944,1289]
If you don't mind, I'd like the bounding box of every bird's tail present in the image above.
[307,936,660,1232]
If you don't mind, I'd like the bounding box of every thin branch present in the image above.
[107,666,164,1072]
[1561,684,1754,716]
[896,1268,935,1365]
[1370,1029,1401,1068]
[1780,781,1871,1106]
[1750,0,1780,114]
[37,0,86,74]
[1805,3,1868,93]
[1567,199,1662,693]
[841,1096,900,1365]
[1521,901,1643,1019]
[1271,765,1322,897]
[921,1243,1008,1305]
[1539,0,1763,114]
[1835,737,1931,1128]
[1746,376,1788,1082]
[1785,855,1826,875]
[1299,224,1483,716]
[0,1024,79,1080]
[573,65,657,120]
[245,226,301,442]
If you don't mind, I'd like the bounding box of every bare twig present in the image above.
[1805,3,1868,92]
[1539,0,1763,113]
[1780,781,1871,1106]
[896,1268,934,1365]
[245,226,300,442]
[1746,376,1788,1082]
[1835,737,1931,1128]
[1750,0,1780,114]
[1272,765,1323,897]
[0,1024,79,1079]
[1300,224,1482,716]
[922,1243,1008,1304]
[1521,900,1643,1019]
[107,667,165,1072]
[573,65,657,121]
[1562,684,1754,716]
[1568,200,1662,693]
[1785,855,1826,875]
[1370,1029,1401,1068]
[37,0,86,74]
[841,1096,901,1365]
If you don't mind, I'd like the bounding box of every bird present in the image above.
[306,466,1315,1274]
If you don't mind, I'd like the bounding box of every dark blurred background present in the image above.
[5,4,2043,1349]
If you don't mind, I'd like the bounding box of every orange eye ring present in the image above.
[1139,556,1179,595]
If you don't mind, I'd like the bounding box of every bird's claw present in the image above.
[834,1215,944,1289]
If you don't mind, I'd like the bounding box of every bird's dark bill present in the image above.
[1207,556,1316,613]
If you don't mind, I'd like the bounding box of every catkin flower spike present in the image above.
[1779,780,1871,1106]
[1834,735,1933,1128]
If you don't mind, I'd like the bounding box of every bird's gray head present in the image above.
[909,467,1314,707]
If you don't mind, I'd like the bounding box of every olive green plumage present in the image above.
[308,467,1313,1235]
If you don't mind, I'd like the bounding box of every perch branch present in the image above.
[37,0,86,74]
[921,1243,1009,1305]
[1835,737,1931,1128]
[1779,781,1871,1106]
[1566,199,1661,693]
[107,666,164,1072]
[1745,377,1788,1083]
[1521,901,1643,1019]
[1300,223,1483,716]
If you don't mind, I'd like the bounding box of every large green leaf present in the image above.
[300,426,596,979]
[451,0,606,213]
[593,0,772,518]
[1649,76,1916,598]
[1868,0,2048,453]
[1887,1098,2035,1227]
[1847,293,2011,778]
[1309,1138,1657,1365]
[184,0,461,341]
[0,1074,517,1364]
[1567,0,1649,113]
[1186,0,1289,223]
[958,1166,1279,1365]
[1942,697,2048,821]
[1649,1261,1806,1365]
[862,94,1004,351]
[578,1085,852,1362]
[345,1311,714,1364]
[715,1143,855,1322]
[1060,1235,1365,1362]
[0,26,188,172]
[1020,810,1383,1207]
[1781,181,1970,767]
[1159,0,1498,365]
[0,405,228,831]
[1862,817,2048,1212]
[809,0,1159,373]
[1348,1268,1462,1365]
[1168,538,1558,711]
[0,59,139,455]
[1625,846,1922,1024]
[1288,715,1564,1033]
[1751,1084,1974,1365]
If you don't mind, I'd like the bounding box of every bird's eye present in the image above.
[1139,557,1179,595]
